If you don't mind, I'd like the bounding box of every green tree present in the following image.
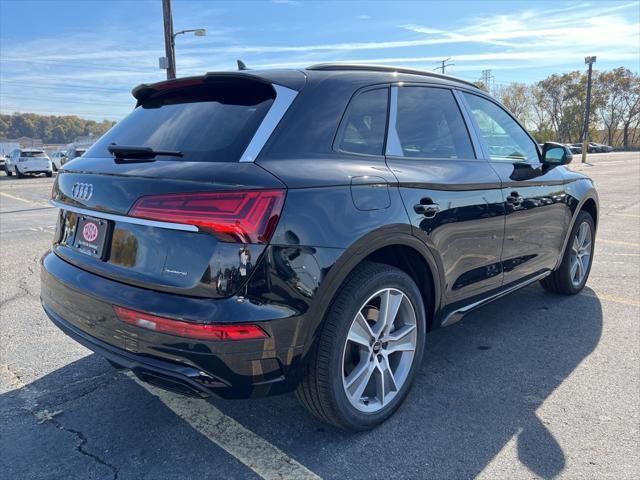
[0,112,114,143]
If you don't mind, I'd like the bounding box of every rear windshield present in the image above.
[86,82,275,162]
[22,151,46,157]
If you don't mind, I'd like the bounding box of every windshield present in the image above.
[86,82,276,163]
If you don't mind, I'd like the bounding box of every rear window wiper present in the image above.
[107,144,183,162]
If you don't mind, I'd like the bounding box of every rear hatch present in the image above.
[20,150,50,169]
[52,75,298,298]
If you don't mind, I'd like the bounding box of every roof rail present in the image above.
[306,63,479,90]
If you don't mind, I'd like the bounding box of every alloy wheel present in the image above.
[341,288,418,413]
[570,221,592,287]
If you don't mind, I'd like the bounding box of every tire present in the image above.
[541,211,595,295]
[15,166,23,178]
[6,169,13,177]
[296,261,426,431]
[46,171,53,177]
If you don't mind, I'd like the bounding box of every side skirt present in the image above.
[440,271,551,328]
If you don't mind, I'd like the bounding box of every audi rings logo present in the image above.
[71,183,93,201]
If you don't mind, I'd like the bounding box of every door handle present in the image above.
[414,202,440,218]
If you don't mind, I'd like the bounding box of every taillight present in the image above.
[113,306,268,341]
[129,189,285,244]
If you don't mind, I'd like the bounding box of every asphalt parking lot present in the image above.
[1,152,639,480]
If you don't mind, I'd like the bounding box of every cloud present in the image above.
[1,1,638,120]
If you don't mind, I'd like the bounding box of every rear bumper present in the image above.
[17,162,52,173]
[43,303,220,398]
[40,251,307,399]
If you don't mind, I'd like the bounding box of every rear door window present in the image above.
[337,88,388,156]
[391,86,475,159]
[86,82,276,162]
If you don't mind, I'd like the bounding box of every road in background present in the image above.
[1,153,639,479]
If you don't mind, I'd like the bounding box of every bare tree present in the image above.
[535,73,585,143]
[596,68,628,146]
[529,84,551,138]
[497,83,531,125]
[620,71,640,148]
[473,67,639,148]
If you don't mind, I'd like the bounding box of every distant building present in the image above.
[73,135,95,144]
[0,136,44,149]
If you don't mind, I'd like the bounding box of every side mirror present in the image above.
[542,142,572,165]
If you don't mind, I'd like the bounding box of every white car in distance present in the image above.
[50,151,67,171]
[6,148,53,178]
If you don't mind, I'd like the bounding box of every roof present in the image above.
[131,64,480,102]
[306,63,480,90]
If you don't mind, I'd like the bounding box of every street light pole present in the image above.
[162,0,176,79]
[581,56,597,163]
[160,0,206,79]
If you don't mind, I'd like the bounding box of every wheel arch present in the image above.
[555,189,599,270]
[305,228,444,350]
[580,197,598,229]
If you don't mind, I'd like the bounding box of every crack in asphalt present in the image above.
[46,417,119,480]
[15,375,122,480]
[0,257,39,307]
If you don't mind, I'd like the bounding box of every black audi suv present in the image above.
[41,64,598,430]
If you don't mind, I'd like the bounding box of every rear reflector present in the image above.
[113,306,268,341]
[129,190,285,244]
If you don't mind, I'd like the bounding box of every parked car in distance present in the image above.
[62,147,88,165]
[50,151,67,171]
[0,154,7,172]
[568,143,582,154]
[6,148,53,178]
[41,64,599,431]
[590,142,613,153]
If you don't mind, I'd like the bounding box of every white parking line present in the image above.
[126,372,321,480]
[597,238,640,248]
[0,191,50,208]
[581,291,640,308]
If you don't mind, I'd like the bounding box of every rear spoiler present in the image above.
[132,70,306,104]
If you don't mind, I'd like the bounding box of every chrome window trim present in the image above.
[239,84,298,163]
[50,200,199,232]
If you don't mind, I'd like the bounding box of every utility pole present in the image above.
[434,58,454,74]
[162,0,176,79]
[581,56,596,163]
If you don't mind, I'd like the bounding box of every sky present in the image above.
[1,0,639,121]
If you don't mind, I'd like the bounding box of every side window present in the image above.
[337,88,388,156]
[392,86,475,159]
[462,92,539,163]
